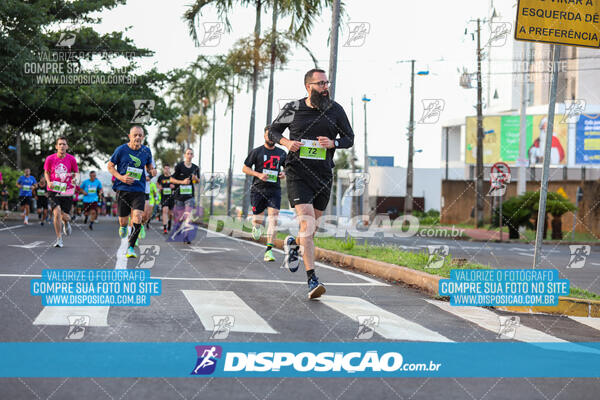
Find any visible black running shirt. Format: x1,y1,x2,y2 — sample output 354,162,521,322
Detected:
268,97,354,178
244,145,287,192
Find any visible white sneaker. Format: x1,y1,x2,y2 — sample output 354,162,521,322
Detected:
53,237,63,248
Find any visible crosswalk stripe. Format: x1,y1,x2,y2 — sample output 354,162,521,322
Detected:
569,316,600,331
32,236,128,327
426,299,564,342
182,290,278,334
319,295,452,342
32,306,109,327
427,300,600,354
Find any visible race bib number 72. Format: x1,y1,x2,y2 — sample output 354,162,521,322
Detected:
299,139,326,160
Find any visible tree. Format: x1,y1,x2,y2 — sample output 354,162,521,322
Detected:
184,0,334,216
0,1,176,173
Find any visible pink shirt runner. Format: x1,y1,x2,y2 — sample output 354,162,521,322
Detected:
44,153,78,194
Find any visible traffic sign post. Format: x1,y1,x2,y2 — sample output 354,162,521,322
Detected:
489,162,511,242
515,0,599,267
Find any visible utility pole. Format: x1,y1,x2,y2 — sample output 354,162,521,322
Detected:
210,98,216,216
227,82,235,216
16,132,21,170
517,42,529,195
404,60,415,215
325,0,341,218
475,18,484,228
362,95,370,223
350,97,357,217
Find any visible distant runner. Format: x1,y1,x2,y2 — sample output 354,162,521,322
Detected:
44,137,79,248
170,148,199,245
35,175,49,225
157,164,174,234
81,171,103,230
16,168,36,225
242,126,286,262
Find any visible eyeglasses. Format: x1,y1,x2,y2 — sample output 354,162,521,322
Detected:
308,80,330,87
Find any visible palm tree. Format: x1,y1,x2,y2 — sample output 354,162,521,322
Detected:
184,0,335,216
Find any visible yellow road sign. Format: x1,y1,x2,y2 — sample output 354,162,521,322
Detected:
515,0,600,48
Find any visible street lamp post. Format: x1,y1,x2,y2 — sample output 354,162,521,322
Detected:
362,95,371,223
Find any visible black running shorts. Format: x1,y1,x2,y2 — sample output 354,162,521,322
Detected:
116,190,146,217
286,173,332,211
48,193,73,214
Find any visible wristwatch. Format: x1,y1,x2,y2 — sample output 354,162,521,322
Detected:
334,140,339,148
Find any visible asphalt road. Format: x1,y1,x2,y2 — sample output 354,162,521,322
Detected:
1,217,600,399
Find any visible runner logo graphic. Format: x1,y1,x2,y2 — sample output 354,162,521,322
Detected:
497,316,520,339
566,245,590,269
191,345,222,375
137,245,160,269
354,315,379,339
488,172,511,197
65,315,89,340
487,22,511,47
426,245,449,269
203,173,226,197
561,99,586,123
131,100,155,123
418,99,445,124
199,22,225,47
344,22,370,47
344,173,370,197
211,316,234,339
275,100,300,124
56,32,76,48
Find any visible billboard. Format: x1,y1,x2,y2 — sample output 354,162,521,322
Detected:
576,114,600,164
465,115,567,165
368,156,394,167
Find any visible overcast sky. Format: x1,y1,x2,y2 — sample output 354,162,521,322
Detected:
93,0,502,173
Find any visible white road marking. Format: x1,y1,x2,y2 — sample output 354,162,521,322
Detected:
199,227,389,286
517,252,533,257
115,237,128,269
0,225,24,232
426,299,563,342
182,290,278,334
182,246,234,254
320,295,452,342
8,241,45,249
32,236,128,327
570,316,600,332
33,306,109,327
591,263,600,266
426,299,600,353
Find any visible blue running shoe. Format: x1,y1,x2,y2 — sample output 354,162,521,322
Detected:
119,226,127,239
126,246,137,258
283,235,300,272
308,274,326,299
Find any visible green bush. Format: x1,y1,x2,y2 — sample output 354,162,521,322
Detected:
0,166,25,205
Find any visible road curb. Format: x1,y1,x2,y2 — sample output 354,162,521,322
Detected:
202,224,599,318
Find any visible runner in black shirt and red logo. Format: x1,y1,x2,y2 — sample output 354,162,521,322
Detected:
170,148,200,244
243,126,287,262
269,68,354,299
157,163,175,234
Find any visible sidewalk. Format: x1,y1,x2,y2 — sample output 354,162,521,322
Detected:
462,228,506,241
